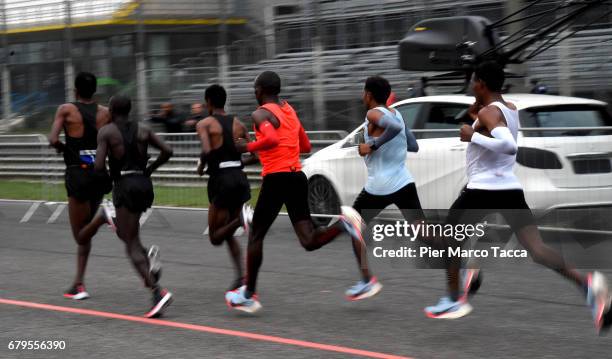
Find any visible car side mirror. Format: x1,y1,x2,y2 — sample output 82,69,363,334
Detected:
342,130,365,148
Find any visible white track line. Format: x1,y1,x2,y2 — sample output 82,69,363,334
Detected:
47,204,66,224
20,201,41,223
139,209,153,226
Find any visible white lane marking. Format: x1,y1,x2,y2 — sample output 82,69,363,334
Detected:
203,226,209,236
139,209,153,226
47,204,66,223
20,202,41,223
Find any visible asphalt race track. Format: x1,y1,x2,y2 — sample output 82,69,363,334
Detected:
1,200,611,358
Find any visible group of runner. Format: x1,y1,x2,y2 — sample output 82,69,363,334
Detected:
49,61,612,333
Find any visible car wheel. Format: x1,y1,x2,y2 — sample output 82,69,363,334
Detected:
308,176,341,226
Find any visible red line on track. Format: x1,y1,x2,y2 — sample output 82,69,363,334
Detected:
0,297,413,359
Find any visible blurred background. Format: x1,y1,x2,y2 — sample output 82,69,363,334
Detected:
0,0,610,133
0,0,612,209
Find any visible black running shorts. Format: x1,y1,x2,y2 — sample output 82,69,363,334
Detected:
252,171,311,235
207,169,251,209
112,174,154,213
352,182,425,224
65,166,111,202
446,188,535,232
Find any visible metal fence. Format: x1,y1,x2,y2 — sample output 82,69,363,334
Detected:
0,130,347,205
1,127,612,215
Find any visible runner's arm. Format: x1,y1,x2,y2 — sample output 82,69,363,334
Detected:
245,109,279,152
234,117,259,166
48,104,68,153
298,125,311,153
366,109,402,150
196,119,212,165
145,128,173,176
94,127,109,172
97,105,111,128
467,106,517,155
406,127,419,153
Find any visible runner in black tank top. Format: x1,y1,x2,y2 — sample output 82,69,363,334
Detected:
48,72,111,300
108,120,154,214
196,85,254,291
76,95,174,318
205,114,250,210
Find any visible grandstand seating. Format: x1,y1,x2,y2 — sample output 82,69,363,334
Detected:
169,26,612,120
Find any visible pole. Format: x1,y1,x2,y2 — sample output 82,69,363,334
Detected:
218,0,230,111
263,1,275,58
503,0,527,92
558,5,572,96
135,0,148,120
1,0,11,121
312,1,325,130
64,0,74,102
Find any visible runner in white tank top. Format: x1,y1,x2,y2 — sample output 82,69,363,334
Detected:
466,101,522,190
425,61,611,332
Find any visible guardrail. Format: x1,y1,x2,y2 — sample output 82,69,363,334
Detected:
2,126,612,218
4,126,612,185
0,131,348,190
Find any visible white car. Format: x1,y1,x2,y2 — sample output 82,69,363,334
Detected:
303,94,612,227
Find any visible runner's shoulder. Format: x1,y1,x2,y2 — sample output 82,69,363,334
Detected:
232,116,249,137
366,108,385,121
96,123,115,141
97,104,110,115
96,105,111,125
196,115,219,130
98,122,117,134
252,108,278,127
478,105,505,126
252,107,270,119
58,102,77,114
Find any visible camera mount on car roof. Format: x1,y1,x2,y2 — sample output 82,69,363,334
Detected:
398,0,610,90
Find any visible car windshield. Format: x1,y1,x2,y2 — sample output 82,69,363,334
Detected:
520,105,612,137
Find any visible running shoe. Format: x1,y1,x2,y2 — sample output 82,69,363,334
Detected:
240,203,254,237
339,206,365,246
101,199,117,232
63,284,90,300
147,245,162,284
225,285,262,314
424,296,473,319
586,271,611,333
144,287,173,318
345,276,383,301
459,268,482,302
